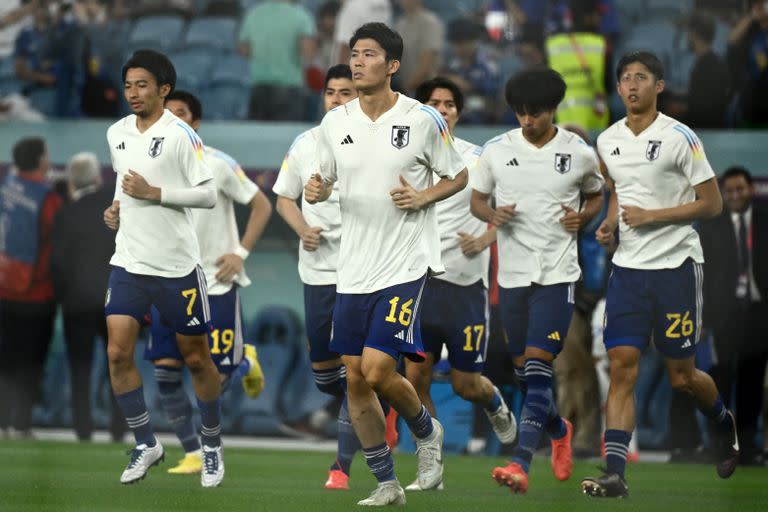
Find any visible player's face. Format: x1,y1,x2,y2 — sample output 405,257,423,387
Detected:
723,175,754,214
124,67,170,118
617,62,664,115
426,87,459,133
350,38,399,92
515,109,555,142
165,99,201,130
323,78,357,112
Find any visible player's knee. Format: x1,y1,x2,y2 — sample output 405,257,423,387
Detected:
608,358,639,389
183,353,209,375
451,376,479,401
363,366,393,393
107,343,131,369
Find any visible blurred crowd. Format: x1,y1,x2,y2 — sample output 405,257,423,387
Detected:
0,0,766,127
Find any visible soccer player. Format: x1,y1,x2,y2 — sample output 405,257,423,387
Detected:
275,63,386,491
102,49,223,487
404,76,517,493
142,89,270,475
304,23,468,506
470,68,605,494
581,51,738,498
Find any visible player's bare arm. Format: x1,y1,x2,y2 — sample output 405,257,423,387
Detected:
215,191,272,282
621,177,722,228
390,169,468,212
275,195,324,252
304,172,332,204
103,200,120,230
457,227,497,257
596,159,618,246
470,189,516,227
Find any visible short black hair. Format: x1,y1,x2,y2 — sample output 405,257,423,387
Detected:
504,68,566,114
165,90,202,121
324,64,352,89
12,137,46,172
414,76,465,114
687,13,716,45
722,166,753,185
349,22,403,62
122,49,176,92
615,50,664,81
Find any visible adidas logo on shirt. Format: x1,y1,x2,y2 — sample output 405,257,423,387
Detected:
186,317,201,327
547,331,561,341
610,147,620,156
115,142,126,150
506,158,519,166
340,134,354,145
394,330,405,341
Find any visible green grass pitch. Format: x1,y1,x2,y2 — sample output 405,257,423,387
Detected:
1,440,766,511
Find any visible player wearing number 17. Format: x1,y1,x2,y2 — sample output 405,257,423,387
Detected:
304,22,468,506
470,68,605,494
581,51,738,499
102,50,224,487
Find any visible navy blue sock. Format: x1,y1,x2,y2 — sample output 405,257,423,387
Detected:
485,387,502,412
514,365,528,395
330,396,361,475
196,397,221,448
511,359,557,473
605,429,632,478
155,365,200,453
379,397,391,417
362,443,395,483
701,395,734,433
115,386,155,447
232,357,251,380
313,366,347,397
404,405,434,439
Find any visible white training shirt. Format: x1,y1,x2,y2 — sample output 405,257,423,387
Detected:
434,136,488,287
597,113,716,270
107,109,212,277
194,146,259,295
273,126,341,286
472,127,604,288
316,95,467,294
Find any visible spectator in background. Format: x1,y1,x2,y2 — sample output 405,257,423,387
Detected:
545,0,609,131
442,19,500,125
72,0,108,25
0,137,63,440
51,152,126,442
112,0,194,20
332,0,392,65
728,0,768,127
699,167,768,466
515,23,546,70
394,0,444,93
313,1,341,74
14,1,58,91
0,0,36,59
668,13,730,128
239,0,316,121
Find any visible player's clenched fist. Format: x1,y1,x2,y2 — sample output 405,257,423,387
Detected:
491,204,516,227
304,173,331,204
122,170,160,200
301,226,323,251
559,204,582,232
104,200,120,230
595,219,616,247
390,175,427,211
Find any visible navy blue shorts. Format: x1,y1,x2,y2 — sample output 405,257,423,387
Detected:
304,284,339,363
498,282,575,358
144,286,244,374
421,278,488,373
604,259,703,359
330,275,427,361
105,265,210,335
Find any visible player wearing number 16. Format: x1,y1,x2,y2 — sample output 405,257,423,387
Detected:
102,50,224,487
304,22,468,506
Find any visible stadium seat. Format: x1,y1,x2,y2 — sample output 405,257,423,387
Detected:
616,0,646,24
183,16,238,53
422,0,484,24
128,15,186,52
201,82,249,119
168,50,215,91
0,77,24,95
27,88,58,117
210,54,250,86
646,0,693,20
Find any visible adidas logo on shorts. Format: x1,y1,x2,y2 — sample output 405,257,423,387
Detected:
187,317,201,327
394,330,405,341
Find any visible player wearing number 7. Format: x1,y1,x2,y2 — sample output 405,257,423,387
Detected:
142,90,271,477
304,23,468,506
470,68,605,494
580,51,738,499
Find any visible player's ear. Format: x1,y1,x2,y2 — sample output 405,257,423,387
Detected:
387,58,400,77
655,79,665,94
158,83,172,98
191,119,201,131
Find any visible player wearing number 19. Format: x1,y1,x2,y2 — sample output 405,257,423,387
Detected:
470,68,605,494
142,89,271,476
103,50,223,487
581,51,738,499
304,23,468,506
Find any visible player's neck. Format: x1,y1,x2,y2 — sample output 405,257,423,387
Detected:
135,107,165,134
358,88,398,122
625,109,659,136
523,125,557,148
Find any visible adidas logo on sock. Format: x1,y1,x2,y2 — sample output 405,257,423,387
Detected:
115,141,125,150
394,330,405,341
506,158,519,166
187,317,201,327
547,331,561,341
610,147,620,156
341,134,354,145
